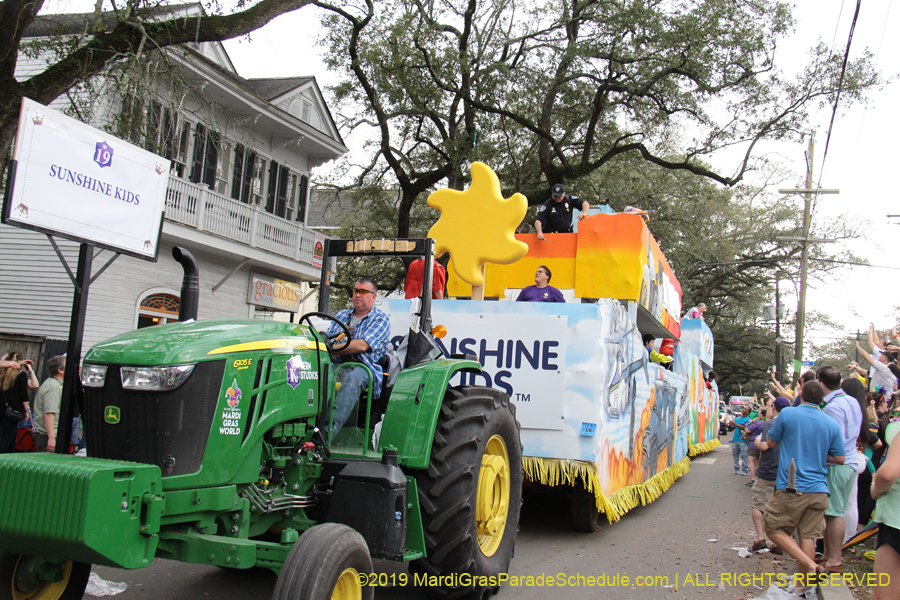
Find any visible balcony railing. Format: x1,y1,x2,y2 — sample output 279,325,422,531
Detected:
165,177,317,264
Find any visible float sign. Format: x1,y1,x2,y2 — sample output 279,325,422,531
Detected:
3,97,169,261
248,272,301,313
386,305,566,430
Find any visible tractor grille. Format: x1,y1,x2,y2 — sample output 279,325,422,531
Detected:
83,360,225,476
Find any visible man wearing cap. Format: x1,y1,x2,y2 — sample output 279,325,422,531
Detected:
535,183,590,241
855,341,898,396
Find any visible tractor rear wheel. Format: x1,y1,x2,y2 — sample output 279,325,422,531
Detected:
272,523,373,600
411,385,523,599
0,552,91,600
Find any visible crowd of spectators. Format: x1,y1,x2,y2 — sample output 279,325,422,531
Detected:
730,325,900,599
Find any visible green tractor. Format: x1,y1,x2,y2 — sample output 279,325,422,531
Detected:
0,239,522,600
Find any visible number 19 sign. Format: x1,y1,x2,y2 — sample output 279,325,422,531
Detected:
2,97,170,261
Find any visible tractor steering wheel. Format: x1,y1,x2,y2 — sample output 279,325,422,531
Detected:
299,312,352,353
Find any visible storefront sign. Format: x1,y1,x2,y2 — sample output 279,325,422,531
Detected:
248,273,301,312
312,232,325,269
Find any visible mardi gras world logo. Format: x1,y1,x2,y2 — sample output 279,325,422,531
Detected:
225,379,242,408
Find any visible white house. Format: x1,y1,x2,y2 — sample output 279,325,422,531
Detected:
0,4,347,367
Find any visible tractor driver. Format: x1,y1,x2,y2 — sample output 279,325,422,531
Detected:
535,183,590,241
326,277,391,437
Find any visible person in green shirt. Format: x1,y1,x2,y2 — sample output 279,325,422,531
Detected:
33,355,65,453
871,418,900,600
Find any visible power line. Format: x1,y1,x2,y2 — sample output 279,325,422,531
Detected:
817,0,862,191
852,0,893,152
695,256,900,271
809,258,900,271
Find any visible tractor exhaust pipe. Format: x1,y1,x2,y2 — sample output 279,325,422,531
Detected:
172,246,199,322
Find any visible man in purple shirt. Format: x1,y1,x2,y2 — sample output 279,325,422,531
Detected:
516,265,565,303
817,365,863,573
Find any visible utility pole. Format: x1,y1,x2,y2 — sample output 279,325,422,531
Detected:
777,137,839,386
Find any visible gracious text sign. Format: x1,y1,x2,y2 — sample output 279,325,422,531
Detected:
3,98,169,260
248,273,301,312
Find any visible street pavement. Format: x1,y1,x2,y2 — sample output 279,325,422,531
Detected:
92,436,822,600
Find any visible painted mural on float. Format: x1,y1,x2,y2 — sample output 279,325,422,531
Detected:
381,298,717,498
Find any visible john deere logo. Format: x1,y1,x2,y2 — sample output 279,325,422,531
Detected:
104,406,121,424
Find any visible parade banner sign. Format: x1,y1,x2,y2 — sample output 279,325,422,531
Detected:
384,300,567,430
3,98,169,261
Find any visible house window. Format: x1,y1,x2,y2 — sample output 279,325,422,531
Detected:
285,172,298,220
190,124,219,188
137,293,180,328
215,140,232,196
231,144,261,204
266,162,293,218
121,99,189,178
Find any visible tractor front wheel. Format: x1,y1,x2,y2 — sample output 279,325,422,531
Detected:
272,523,373,600
0,552,91,600
412,385,523,599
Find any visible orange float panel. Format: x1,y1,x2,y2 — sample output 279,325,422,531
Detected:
574,214,645,300
507,234,577,290
444,212,682,332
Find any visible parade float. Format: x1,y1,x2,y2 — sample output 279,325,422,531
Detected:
381,162,719,530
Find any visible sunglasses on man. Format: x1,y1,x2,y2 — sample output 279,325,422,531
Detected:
351,288,375,297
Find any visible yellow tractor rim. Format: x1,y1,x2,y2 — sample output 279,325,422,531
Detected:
331,567,362,600
11,557,73,600
476,434,511,557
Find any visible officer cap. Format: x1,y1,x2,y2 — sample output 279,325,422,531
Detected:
551,183,566,197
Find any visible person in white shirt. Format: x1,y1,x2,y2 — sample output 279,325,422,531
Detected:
684,303,706,320
856,342,898,396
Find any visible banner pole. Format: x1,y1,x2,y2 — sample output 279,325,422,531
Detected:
54,242,93,454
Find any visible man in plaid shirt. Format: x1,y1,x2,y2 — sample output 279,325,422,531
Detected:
326,277,391,436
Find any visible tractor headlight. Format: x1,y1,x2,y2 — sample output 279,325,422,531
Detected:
81,364,108,388
121,364,196,391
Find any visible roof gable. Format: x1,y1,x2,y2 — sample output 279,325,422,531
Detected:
248,77,342,143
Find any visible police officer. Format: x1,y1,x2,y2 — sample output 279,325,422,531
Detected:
535,183,590,241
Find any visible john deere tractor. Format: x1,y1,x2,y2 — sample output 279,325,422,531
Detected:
0,239,522,600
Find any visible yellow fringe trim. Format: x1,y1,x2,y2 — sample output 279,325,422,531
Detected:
688,437,722,457
522,455,692,523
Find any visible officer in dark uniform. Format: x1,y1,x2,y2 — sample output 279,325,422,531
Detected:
535,183,590,240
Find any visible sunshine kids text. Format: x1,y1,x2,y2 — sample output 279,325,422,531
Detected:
48,165,140,205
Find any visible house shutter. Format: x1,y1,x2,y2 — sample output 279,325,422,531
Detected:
265,160,278,214
189,124,206,184
296,175,309,223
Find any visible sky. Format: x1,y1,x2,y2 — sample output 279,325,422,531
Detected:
221,0,900,357
41,0,900,357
